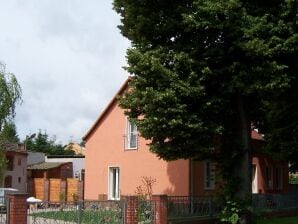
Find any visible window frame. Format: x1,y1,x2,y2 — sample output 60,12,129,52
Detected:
265,166,273,189
275,166,283,190
6,155,14,171
4,175,12,188
204,160,215,190
125,117,138,150
108,166,120,200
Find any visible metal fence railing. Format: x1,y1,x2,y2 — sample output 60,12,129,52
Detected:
14,194,298,224
138,200,156,224
167,194,298,220
167,196,221,219
27,199,156,224
28,200,126,224
252,194,298,211
0,204,6,224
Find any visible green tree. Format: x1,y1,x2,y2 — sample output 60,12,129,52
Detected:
263,76,298,172
0,121,20,143
113,1,296,223
25,130,75,155
0,62,22,184
0,63,22,130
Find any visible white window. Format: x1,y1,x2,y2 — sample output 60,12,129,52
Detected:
275,167,283,190
125,118,138,150
108,167,120,200
265,166,273,189
252,164,258,194
204,161,215,190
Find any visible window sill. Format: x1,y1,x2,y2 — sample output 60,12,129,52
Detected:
124,148,137,151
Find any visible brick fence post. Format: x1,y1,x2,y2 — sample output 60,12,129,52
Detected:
6,192,28,224
153,195,168,224
125,196,138,224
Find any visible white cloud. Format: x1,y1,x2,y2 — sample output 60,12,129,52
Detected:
0,0,130,144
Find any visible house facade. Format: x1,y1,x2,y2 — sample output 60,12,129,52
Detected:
3,143,28,192
83,80,289,200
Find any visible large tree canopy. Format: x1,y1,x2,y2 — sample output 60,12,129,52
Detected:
114,0,297,204
114,0,296,158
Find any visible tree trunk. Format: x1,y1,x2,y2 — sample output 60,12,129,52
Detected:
236,95,252,224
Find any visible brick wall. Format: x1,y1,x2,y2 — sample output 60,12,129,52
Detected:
153,195,168,224
6,193,28,224
125,196,138,224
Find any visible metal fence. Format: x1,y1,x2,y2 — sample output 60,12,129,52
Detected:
167,196,221,220
138,200,156,224
0,196,6,224
27,199,156,224
0,205,6,224
28,200,126,224
167,194,298,220
252,194,298,211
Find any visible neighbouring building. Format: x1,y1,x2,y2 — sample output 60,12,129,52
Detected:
83,79,289,200
45,155,85,181
27,153,84,202
64,142,85,155
1,142,28,192
27,162,73,180
27,151,45,166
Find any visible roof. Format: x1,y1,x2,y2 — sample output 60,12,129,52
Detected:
83,78,130,141
82,78,265,143
251,130,264,141
0,141,27,154
46,155,85,159
64,142,85,155
27,162,68,170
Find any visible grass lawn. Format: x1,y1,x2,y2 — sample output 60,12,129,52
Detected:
256,216,298,224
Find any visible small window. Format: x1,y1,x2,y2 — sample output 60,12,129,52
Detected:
4,176,12,188
204,161,215,190
18,177,21,183
18,158,22,166
125,118,138,150
265,166,273,189
275,167,283,190
108,167,120,200
6,156,14,171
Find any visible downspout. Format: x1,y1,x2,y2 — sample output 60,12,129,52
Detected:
189,159,194,196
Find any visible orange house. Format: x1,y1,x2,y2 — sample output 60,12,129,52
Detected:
83,80,289,200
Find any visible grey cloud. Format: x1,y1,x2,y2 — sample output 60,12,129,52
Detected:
1,0,130,144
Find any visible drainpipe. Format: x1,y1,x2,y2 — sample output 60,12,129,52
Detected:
189,159,194,196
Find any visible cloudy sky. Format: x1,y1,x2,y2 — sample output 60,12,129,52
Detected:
0,0,130,145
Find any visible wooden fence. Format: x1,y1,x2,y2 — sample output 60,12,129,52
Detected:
28,178,84,202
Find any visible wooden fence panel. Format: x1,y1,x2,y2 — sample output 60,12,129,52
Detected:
33,178,45,201
67,178,79,202
49,179,61,202
30,178,83,202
